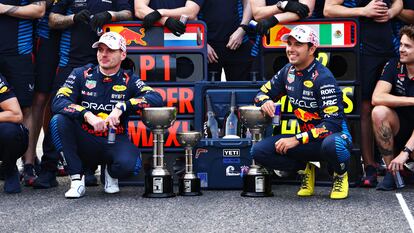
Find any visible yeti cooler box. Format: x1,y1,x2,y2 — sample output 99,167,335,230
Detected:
194,139,252,189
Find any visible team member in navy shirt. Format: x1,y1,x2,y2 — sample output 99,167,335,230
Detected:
0,74,29,193
199,0,255,81
34,0,133,188
324,0,403,188
372,25,414,190
50,32,163,198
0,0,45,184
253,25,352,199
135,0,203,36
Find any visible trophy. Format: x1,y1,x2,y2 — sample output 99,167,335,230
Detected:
238,106,273,197
141,107,177,198
177,131,202,196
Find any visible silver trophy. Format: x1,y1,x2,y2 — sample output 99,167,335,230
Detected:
177,131,202,196
239,106,274,197
141,107,177,198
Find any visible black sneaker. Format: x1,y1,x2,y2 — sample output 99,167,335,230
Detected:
376,172,396,191
361,165,378,187
4,165,21,194
22,164,37,186
85,169,98,187
33,170,58,189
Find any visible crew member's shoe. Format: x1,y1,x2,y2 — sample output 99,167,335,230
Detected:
297,163,315,197
33,170,58,189
376,172,396,191
4,165,21,194
65,174,85,198
22,164,37,186
330,172,349,199
104,167,119,194
56,161,67,177
84,168,98,186
361,165,378,187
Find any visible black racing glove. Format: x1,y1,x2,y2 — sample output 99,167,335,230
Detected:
73,9,91,25
90,11,112,31
283,1,310,19
256,16,279,36
143,10,162,29
164,17,186,36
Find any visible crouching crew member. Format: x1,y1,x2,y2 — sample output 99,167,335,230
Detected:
50,32,163,198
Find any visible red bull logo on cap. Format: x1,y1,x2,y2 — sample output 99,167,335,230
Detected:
118,28,147,46
294,108,320,122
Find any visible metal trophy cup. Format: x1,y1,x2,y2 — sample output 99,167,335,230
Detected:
239,106,274,197
177,131,202,196
142,107,177,198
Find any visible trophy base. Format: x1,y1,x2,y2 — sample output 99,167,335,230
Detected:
178,178,202,196
240,174,274,197
143,175,175,198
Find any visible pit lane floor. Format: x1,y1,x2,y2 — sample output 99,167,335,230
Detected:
0,179,413,233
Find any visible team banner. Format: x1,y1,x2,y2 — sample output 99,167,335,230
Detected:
263,21,357,48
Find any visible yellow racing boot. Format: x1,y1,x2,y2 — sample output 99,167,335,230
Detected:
297,163,315,197
330,172,349,200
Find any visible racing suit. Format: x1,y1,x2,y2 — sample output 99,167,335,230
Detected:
252,59,352,174
50,64,163,178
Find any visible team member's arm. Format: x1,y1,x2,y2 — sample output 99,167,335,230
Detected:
255,66,287,116
227,0,252,50
372,60,414,107
389,130,414,173
134,0,153,19
157,0,203,20
0,0,45,19
90,0,132,31
0,76,23,123
254,0,313,35
251,0,313,21
295,76,344,145
49,0,78,29
51,69,87,120
324,0,390,18
396,0,414,23
374,0,403,23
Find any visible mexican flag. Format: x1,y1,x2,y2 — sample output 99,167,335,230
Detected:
319,23,352,46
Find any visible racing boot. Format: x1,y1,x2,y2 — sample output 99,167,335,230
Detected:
297,163,315,197
330,172,349,199
65,174,85,199
104,166,119,194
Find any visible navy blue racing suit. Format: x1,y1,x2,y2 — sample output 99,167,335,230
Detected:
50,64,163,178
252,59,352,174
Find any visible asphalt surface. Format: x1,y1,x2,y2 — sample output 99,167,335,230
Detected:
0,178,413,233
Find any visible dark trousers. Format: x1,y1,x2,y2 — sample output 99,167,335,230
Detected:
252,133,352,175
0,123,28,173
49,114,142,178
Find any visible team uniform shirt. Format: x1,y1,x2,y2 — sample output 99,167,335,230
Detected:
199,0,240,44
255,59,348,144
380,58,414,116
149,0,203,9
51,0,131,67
51,64,163,136
349,0,395,57
0,74,17,103
0,0,44,55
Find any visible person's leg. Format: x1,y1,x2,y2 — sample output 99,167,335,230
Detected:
359,55,391,187
372,106,407,191
319,132,353,199
0,123,28,193
100,134,141,194
222,42,253,82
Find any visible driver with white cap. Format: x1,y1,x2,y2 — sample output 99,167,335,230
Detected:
50,31,163,198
